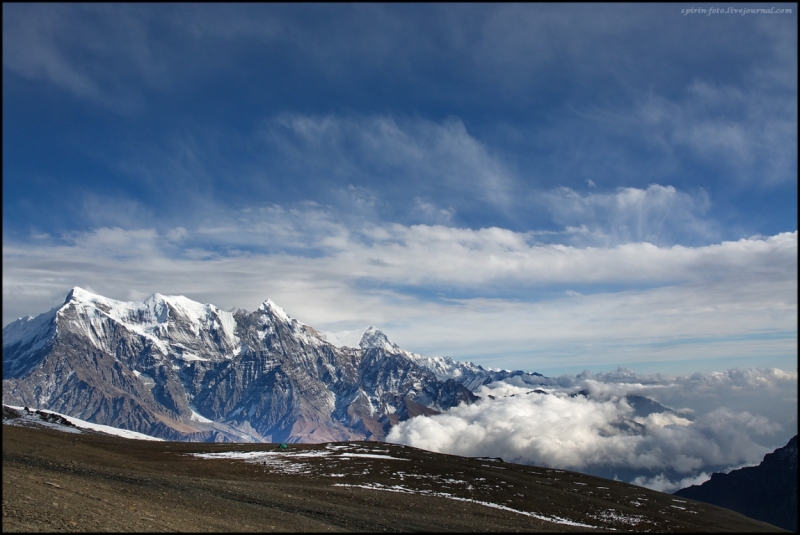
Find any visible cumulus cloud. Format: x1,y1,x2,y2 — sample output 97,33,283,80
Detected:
631,472,711,494
579,368,799,431
387,367,797,491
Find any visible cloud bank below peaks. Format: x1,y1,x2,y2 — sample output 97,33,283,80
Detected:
386,367,797,493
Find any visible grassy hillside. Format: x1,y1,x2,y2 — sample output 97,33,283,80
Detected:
2,418,787,532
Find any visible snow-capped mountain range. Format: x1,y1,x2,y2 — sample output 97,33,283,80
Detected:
2,287,545,443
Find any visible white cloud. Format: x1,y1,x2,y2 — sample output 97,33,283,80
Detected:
2,204,796,373
266,113,516,212
631,472,711,494
584,368,799,432
539,184,715,246
386,367,797,488
551,73,795,192
634,80,797,186
411,198,455,225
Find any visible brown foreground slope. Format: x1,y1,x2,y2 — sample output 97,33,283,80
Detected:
2,421,786,532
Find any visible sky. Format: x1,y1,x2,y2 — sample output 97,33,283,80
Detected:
2,3,797,378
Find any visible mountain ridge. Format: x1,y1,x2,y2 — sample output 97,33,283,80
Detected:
3,287,517,443
2,287,689,455
673,435,798,532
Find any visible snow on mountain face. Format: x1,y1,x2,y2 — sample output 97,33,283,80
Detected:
2,307,59,379
259,299,327,348
53,287,241,360
3,308,58,348
360,326,401,352
260,298,291,323
2,288,478,443
3,404,163,441
358,326,544,391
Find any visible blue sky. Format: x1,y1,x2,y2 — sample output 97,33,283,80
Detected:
3,3,797,376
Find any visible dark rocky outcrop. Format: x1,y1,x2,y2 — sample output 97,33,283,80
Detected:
674,435,798,532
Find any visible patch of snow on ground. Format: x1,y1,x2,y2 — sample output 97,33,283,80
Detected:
339,453,409,461
190,449,409,464
188,406,214,423
4,405,162,441
191,451,316,475
185,445,661,530
589,509,650,526
332,483,600,529
5,411,82,435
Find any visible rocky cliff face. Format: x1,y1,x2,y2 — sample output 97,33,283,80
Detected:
673,435,798,532
3,288,479,443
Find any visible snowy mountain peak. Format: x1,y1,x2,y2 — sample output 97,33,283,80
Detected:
359,326,401,352
3,287,546,444
259,298,292,323
64,286,101,304
2,307,58,354
143,293,220,321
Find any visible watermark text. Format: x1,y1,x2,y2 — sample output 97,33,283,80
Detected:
681,6,792,16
